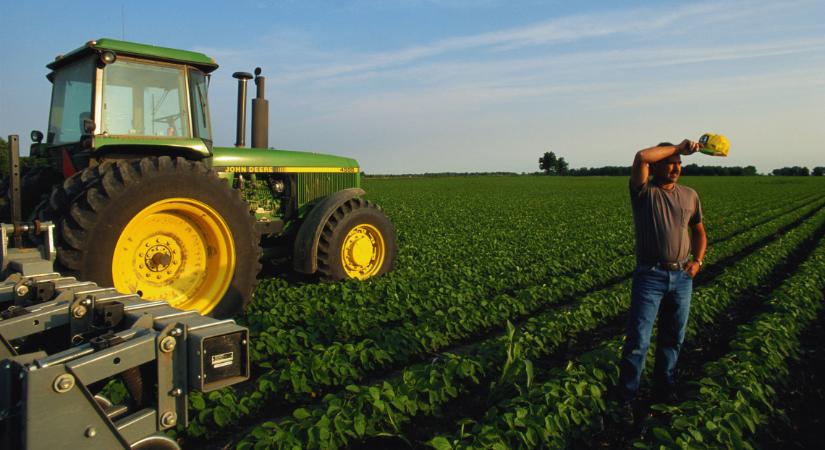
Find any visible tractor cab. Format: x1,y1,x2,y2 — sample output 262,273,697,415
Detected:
40,39,217,169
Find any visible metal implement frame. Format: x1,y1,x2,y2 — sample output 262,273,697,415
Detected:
0,270,249,450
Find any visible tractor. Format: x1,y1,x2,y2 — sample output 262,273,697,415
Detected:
3,38,397,318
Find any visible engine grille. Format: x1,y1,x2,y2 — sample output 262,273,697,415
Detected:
297,172,360,207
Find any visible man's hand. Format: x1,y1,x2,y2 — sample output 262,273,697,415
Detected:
684,261,701,278
678,139,700,156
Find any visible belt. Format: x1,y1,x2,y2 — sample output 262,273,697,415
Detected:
639,260,688,271
656,261,687,271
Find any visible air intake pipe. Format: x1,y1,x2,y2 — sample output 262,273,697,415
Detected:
251,67,269,149
232,71,253,147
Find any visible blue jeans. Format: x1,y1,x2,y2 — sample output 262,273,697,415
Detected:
618,264,693,402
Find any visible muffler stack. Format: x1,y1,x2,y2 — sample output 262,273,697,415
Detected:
233,67,269,149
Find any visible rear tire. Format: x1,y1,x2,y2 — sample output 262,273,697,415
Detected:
58,156,261,318
316,197,397,281
36,162,116,222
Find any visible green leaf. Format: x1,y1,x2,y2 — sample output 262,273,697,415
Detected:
428,436,453,450
524,359,534,387
213,406,229,427
292,408,311,420
190,394,206,410
672,417,690,429
354,414,366,437
590,385,601,399
652,427,673,443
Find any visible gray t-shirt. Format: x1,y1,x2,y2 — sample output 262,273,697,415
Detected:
629,181,702,264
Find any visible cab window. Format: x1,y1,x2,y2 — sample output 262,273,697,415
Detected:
47,56,94,144
101,59,191,138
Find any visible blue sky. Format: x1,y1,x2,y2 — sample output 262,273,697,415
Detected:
1,0,823,173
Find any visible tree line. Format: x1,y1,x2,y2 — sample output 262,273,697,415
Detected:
539,151,824,176
771,166,824,176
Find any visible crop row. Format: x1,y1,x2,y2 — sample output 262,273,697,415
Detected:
226,199,825,447
186,195,824,439
424,205,825,449
636,235,825,448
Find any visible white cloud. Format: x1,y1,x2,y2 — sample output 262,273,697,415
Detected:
250,0,802,85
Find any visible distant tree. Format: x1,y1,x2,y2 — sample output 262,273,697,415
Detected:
556,157,569,176
566,164,761,176
538,151,571,176
569,166,632,176
813,167,825,176
539,151,557,175
680,164,761,176
772,166,810,176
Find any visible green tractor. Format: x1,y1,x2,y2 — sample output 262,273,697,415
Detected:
5,38,397,318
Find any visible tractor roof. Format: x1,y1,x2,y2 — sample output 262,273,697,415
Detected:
47,38,219,73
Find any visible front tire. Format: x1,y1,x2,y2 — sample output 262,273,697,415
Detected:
316,197,397,281
58,156,261,318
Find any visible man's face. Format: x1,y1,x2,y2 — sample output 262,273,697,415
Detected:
652,154,682,184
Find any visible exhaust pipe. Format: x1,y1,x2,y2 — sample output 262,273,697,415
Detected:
251,67,269,149
232,71,253,147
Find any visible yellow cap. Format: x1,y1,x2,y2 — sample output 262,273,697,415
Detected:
699,133,730,156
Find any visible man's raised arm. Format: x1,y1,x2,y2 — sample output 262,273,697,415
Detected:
630,140,699,189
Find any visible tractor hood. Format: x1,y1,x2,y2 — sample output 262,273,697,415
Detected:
211,146,360,173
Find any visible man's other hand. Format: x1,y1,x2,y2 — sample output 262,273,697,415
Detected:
678,139,700,156
684,261,701,278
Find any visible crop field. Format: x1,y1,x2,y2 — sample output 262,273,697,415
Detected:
179,175,825,449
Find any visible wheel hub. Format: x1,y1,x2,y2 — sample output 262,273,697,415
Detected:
341,224,385,279
140,238,180,276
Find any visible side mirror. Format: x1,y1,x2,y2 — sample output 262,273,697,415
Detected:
83,118,96,135
30,130,44,143
81,119,97,150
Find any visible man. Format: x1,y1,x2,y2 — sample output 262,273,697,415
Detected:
617,139,707,423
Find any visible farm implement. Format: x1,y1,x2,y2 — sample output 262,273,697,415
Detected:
2,38,397,318
0,217,250,449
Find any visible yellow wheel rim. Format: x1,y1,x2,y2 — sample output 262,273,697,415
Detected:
341,224,385,280
112,198,234,314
